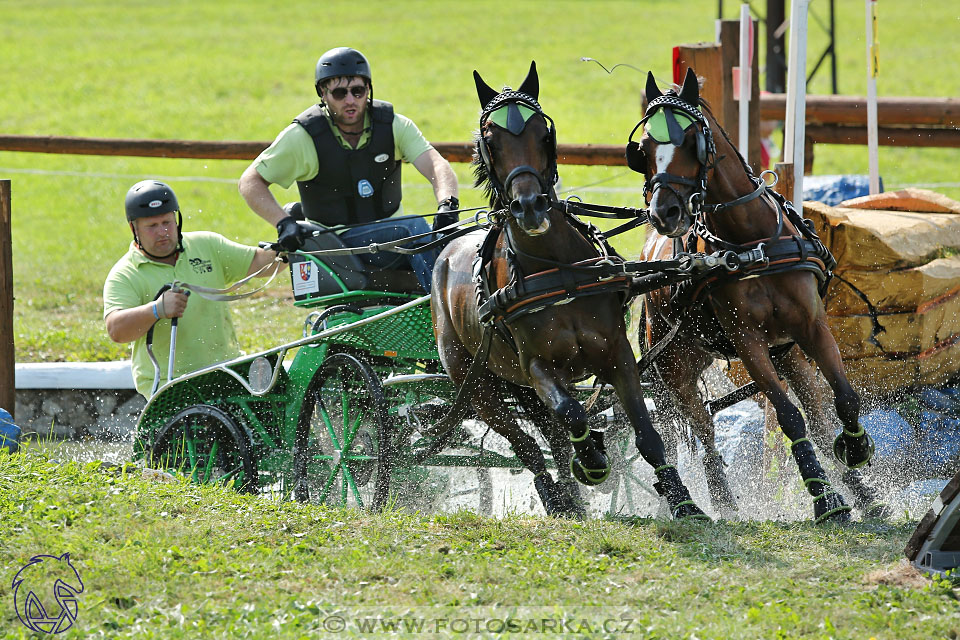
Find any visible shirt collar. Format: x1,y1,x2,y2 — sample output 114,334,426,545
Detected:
322,105,372,149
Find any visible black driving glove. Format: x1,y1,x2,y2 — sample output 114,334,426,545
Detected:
433,196,460,232
276,216,308,252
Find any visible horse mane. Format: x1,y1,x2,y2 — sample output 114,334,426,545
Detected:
471,127,499,208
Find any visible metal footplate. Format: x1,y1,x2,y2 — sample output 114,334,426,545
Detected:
905,470,960,577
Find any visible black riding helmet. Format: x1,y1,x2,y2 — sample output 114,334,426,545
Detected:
314,47,372,98
124,180,183,257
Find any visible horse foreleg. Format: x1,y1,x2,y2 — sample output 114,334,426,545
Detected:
797,320,875,470
654,342,737,516
784,341,886,517
609,341,708,520
527,358,610,488
509,383,583,516
733,337,851,524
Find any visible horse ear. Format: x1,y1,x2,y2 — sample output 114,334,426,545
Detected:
474,70,498,109
679,67,699,105
645,71,663,103
518,61,539,100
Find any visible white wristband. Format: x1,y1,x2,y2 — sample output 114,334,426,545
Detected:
152,302,160,319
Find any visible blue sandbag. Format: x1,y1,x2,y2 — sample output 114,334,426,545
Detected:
918,428,960,472
860,409,914,459
0,408,20,454
802,175,883,207
940,387,960,400
917,387,960,415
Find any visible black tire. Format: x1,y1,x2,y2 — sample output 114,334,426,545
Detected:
294,353,394,510
150,404,256,492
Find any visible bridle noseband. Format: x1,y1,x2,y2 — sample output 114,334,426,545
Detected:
477,90,558,216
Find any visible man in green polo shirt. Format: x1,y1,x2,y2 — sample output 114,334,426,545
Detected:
238,46,459,292
104,180,282,397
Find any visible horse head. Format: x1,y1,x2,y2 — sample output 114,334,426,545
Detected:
626,67,714,237
473,61,558,236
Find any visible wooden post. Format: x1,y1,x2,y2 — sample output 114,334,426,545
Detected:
0,180,13,418
718,19,761,174
773,162,795,202
672,43,724,114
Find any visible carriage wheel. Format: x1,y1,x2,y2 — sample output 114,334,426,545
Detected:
295,353,394,510
150,404,256,492
601,410,659,517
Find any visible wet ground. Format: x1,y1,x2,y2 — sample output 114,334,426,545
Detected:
25,400,946,523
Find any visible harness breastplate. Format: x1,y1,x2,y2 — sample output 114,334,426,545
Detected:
294,100,402,226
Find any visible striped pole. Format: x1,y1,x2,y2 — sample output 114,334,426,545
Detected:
783,0,810,206
866,0,881,194
738,3,753,157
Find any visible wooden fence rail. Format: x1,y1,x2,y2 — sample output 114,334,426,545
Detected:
1,95,957,167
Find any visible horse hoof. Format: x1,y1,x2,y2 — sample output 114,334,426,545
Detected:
833,428,875,469
570,457,610,486
862,501,893,521
672,500,711,521
813,490,852,525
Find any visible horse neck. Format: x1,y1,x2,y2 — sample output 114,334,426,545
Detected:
703,117,781,243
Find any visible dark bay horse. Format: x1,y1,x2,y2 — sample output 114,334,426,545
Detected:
431,62,707,519
626,68,878,523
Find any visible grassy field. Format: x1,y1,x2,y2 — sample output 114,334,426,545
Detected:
0,451,957,639
2,0,959,362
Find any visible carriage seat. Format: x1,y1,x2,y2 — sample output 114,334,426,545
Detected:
284,204,423,297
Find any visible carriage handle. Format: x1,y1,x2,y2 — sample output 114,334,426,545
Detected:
146,283,190,397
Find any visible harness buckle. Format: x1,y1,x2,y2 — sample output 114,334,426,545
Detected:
738,243,769,269
721,250,739,272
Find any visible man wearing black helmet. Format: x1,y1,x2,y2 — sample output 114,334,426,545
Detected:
104,180,282,397
238,47,459,292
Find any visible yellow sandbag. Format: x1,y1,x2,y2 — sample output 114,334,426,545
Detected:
804,201,960,270
824,256,960,315
839,188,960,213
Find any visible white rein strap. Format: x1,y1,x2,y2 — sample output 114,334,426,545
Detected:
171,258,284,302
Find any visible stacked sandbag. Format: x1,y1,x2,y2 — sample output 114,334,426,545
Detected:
804,189,960,394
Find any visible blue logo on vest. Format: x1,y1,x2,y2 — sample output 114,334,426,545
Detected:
357,179,374,198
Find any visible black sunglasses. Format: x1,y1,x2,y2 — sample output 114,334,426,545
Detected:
326,85,368,101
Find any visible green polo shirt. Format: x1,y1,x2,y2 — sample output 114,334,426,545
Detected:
103,231,256,397
252,106,433,218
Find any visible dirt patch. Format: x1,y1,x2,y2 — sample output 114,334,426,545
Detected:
862,559,930,589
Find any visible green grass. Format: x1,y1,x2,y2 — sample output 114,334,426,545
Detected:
2,0,960,362
1,451,957,638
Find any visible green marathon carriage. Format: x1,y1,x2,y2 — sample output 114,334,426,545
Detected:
132,226,658,515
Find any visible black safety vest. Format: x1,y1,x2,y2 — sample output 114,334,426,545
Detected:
293,100,402,226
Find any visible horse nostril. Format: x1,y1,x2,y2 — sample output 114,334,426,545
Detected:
665,203,682,221
510,199,524,217
534,194,549,215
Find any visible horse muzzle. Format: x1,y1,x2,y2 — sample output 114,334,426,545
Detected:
510,192,551,235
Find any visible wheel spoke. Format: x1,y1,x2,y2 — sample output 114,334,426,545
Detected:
342,464,363,508
202,439,220,483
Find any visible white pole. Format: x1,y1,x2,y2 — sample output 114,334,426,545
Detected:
866,0,881,194
738,4,752,158
783,0,810,206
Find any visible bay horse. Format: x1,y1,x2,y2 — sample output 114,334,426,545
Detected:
626,68,878,524
431,61,707,519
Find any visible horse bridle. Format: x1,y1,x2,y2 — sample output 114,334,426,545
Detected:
477,90,558,216
627,94,716,223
